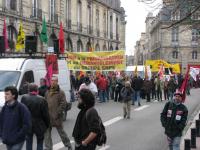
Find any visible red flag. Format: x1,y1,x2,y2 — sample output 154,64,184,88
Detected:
59,22,65,54
3,17,8,51
45,64,53,87
158,64,164,79
179,69,189,102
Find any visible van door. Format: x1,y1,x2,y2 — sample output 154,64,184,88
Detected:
19,70,34,95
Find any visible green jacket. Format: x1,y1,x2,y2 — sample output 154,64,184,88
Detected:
160,101,188,138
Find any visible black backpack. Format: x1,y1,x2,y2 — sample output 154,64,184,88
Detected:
86,108,107,146
96,118,107,146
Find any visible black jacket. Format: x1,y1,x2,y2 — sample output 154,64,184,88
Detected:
21,94,50,136
160,101,188,138
131,77,143,91
73,107,101,145
120,87,134,102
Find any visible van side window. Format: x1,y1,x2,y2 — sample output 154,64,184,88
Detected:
19,71,34,95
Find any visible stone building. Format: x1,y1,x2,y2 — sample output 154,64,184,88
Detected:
135,0,200,73
0,0,126,52
134,32,146,65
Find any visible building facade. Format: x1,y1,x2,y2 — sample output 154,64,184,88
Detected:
135,0,200,73
0,0,126,52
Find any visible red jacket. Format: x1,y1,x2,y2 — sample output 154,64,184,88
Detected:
96,77,107,90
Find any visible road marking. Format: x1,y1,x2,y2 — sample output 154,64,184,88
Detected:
0,142,2,146
53,140,74,150
134,105,150,111
98,145,110,150
103,116,123,127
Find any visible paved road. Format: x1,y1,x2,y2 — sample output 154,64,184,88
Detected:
0,89,200,150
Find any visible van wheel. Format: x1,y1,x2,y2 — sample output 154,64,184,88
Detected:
63,111,67,121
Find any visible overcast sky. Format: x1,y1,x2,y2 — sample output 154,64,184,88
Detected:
120,0,162,56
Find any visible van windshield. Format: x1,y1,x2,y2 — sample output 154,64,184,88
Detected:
0,71,20,91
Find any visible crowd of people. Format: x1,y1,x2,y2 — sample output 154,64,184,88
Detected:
0,70,199,150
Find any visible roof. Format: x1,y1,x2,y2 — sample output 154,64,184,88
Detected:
0,58,26,71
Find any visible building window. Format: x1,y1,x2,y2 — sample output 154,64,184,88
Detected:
49,0,55,22
6,0,17,11
192,9,200,20
96,9,100,36
95,44,100,51
103,11,106,38
77,0,82,25
66,0,71,20
172,51,178,59
171,10,180,20
110,15,113,39
116,17,119,40
192,29,199,42
87,3,92,34
77,39,83,52
192,51,197,59
172,27,179,42
66,0,71,29
8,25,17,51
66,38,73,52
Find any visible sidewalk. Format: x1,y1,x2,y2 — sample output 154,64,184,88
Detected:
180,89,200,150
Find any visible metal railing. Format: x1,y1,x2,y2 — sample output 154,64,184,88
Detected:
31,7,42,21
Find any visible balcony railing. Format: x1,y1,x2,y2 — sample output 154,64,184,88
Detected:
66,19,71,30
49,14,58,24
77,22,82,32
31,7,42,21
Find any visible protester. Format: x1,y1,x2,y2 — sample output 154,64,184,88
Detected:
120,81,134,119
160,91,188,150
79,77,98,95
21,83,50,150
0,86,31,150
38,78,48,97
44,76,72,150
72,89,101,150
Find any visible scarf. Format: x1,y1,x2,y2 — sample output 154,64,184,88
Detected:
49,85,59,96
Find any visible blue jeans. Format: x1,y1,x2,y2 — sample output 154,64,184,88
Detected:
6,141,24,150
133,90,141,105
168,136,181,150
26,133,44,150
99,90,106,102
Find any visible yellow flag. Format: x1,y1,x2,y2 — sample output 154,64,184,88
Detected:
16,21,25,52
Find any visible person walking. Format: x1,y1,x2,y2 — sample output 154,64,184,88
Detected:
44,76,72,150
21,83,50,150
0,86,31,150
160,92,188,150
120,81,134,119
72,89,101,150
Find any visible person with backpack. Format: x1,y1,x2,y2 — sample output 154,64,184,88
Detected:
21,83,50,150
160,91,188,150
73,89,106,150
120,81,134,119
0,86,31,150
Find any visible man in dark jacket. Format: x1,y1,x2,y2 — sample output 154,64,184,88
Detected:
131,76,143,106
160,92,188,150
73,89,101,150
0,86,31,150
21,83,50,150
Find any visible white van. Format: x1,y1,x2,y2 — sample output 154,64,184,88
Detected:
0,58,71,114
